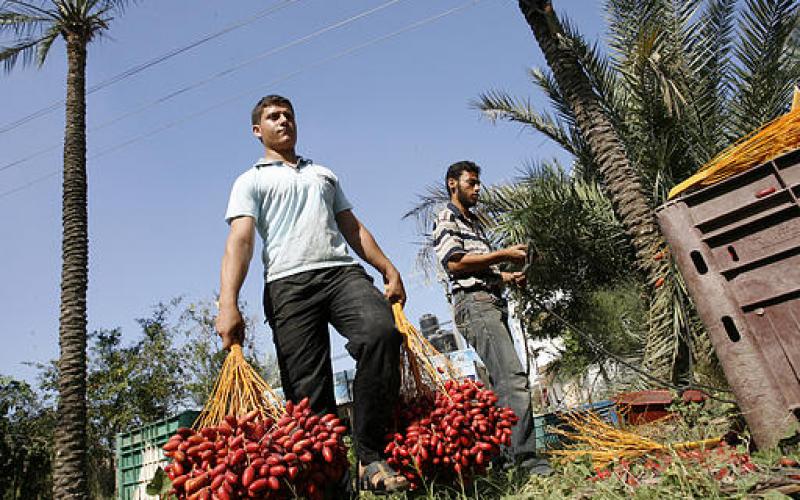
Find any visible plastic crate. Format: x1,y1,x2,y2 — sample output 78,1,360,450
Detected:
534,399,619,451
656,147,800,448
615,389,673,425
115,410,199,500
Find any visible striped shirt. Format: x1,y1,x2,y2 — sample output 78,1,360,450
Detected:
433,203,503,295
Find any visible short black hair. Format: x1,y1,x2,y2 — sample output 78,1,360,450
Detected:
445,160,481,192
251,95,294,125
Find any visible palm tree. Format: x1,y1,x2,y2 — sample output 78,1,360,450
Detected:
1,1,137,495
515,0,665,271
511,0,694,388
507,0,799,382
408,0,797,445
469,0,797,445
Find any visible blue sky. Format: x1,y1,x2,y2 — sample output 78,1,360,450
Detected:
0,0,607,383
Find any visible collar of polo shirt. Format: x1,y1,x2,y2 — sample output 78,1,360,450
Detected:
255,156,312,168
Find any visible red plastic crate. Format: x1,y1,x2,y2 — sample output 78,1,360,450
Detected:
656,148,800,447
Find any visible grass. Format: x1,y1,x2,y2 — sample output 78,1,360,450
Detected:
358,447,800,499
359,398,800,499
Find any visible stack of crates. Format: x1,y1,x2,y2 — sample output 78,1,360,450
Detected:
115,410,199,500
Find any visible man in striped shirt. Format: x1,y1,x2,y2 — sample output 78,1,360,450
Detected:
433,160,541,469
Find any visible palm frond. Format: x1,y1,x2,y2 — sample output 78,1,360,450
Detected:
36,23,59,65
527,67,575,127
557,17,629,130
683,0,738,163
624,26,689,119
605,0,652,66
0,35,45,72
97,0,139,15
662,0,704,55
0,11,50,36
3,0,57,21
729,0,800,138
480,161,635,295
1,0,139,71
401,183,448,235
473,89,581,156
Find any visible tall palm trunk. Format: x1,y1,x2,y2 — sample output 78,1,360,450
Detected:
53,32,89,498
518,0,662,278
517,0,684,382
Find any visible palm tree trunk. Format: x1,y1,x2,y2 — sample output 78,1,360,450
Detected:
53,32,89,499
517,0,662,276
516,0,684,383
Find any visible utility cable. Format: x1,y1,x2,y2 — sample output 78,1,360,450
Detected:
521,286,738,405
0,0,300,135
517,242,734,396
0,0,407,174
0,0,485,200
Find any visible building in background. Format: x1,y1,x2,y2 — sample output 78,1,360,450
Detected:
419,313,462,353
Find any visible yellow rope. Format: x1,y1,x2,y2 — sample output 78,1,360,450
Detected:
669,87,800,199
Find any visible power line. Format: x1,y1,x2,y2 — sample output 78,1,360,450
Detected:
0,0,485,200
524,292,737,403
0,0,300,135
0,0,407,175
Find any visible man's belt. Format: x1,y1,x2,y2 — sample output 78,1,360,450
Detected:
452,284,503,298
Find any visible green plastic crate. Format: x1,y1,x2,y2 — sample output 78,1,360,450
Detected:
115,410,199,500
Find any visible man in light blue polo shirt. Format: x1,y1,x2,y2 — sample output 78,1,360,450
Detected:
215,95,408,495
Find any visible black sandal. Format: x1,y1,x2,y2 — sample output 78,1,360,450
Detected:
359,460,409,495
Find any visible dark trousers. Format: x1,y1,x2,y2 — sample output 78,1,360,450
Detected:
263,264,402,463
453,290,537,458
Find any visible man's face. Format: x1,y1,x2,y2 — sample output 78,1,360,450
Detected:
452,171,481,208
253,104,297,151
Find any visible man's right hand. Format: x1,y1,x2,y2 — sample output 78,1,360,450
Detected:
215,305,245,350
502,243,528,264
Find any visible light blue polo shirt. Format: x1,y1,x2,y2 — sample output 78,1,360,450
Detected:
225,157,357,282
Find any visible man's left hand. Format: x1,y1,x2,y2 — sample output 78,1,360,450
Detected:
502,271,526,288
383,265,406,305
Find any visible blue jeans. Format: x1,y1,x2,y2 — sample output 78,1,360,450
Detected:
454,290,537,458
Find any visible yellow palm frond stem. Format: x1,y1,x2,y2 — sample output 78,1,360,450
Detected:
193,344,284,429
548,410,721,467
392,303,465,399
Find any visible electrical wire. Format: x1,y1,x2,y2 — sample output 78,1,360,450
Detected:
0,0,485,200
0,0,301,135
521,284,738,405
515,242,735,399
0,0,407,174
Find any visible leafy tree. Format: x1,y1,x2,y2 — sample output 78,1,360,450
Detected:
28,296,278,497
177,297,281,407
0,376,56,499
1,1,138,494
